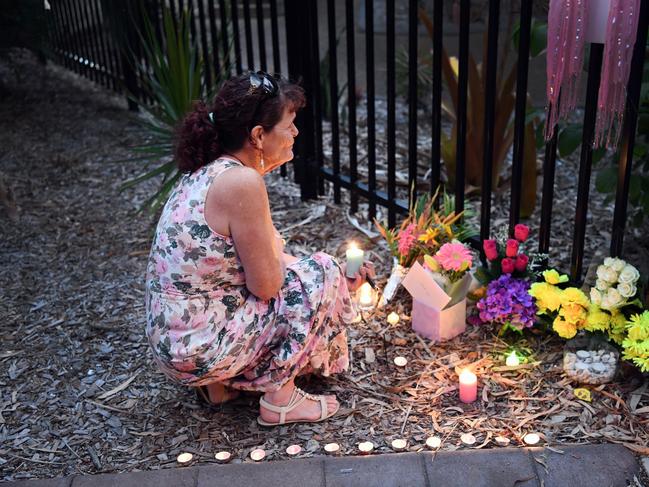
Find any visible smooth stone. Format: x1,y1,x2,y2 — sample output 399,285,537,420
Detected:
576,350,590,359
592,363,607,372
575,363,588,370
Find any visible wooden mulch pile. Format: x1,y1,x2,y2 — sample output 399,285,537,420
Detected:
0,52,647,482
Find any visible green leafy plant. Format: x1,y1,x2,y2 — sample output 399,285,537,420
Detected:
121,7,228,214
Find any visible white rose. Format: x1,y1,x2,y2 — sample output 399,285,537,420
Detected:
590,288,602,305
596,265,614,283
602,288,624,310
595,279,610,291
618,264,640,284
604,257,625,272
603,267,619,283
600,295,612,311
617,282,637,299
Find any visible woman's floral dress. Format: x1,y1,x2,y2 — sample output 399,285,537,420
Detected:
145,157,356,392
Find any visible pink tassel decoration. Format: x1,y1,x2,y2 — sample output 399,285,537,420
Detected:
594,0,641,148
545,0,589,141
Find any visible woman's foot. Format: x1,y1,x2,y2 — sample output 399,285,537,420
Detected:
203,383,240,404
259,385,339,424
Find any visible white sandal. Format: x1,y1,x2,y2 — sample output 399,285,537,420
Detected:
257,387,339,426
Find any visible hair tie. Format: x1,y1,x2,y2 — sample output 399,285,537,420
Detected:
208,112,215,125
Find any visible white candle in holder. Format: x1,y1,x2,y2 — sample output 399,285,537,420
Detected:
346,242,364,278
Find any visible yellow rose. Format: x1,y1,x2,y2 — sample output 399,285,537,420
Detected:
561,287,590,308
553,316,577,339
529,282,562,312
543,269,569,285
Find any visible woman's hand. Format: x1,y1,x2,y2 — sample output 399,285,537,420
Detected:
344,261,376,293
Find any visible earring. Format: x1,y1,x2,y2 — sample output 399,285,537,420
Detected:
259,149,265,171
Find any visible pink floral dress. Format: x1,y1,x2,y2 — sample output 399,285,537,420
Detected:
145,157,356,392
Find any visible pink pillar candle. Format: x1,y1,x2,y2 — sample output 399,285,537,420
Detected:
459,369,477,403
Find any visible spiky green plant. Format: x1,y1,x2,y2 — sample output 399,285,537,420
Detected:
121,7,212,214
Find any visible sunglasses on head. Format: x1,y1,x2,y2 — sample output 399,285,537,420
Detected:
248,71,279,97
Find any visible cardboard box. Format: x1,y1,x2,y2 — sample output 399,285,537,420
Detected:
401,262,471,342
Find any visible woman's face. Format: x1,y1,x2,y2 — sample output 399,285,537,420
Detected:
260,107,298,172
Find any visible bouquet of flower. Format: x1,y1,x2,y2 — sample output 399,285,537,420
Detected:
475,224,543,283
589,257,640,311
423,241,474,303
473,274,538,334
529,269,591,339
374,188,475,268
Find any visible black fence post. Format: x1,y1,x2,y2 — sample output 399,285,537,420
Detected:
106,0,141,111
285,0,318,199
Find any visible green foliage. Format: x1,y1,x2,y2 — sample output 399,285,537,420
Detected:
121,6,228,215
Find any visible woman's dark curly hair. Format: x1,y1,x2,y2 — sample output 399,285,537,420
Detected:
174,73,306,173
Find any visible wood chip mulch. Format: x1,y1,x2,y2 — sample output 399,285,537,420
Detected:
0,52,647,482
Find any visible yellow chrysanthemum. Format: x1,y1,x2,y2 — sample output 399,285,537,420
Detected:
584,305,610,333
620,312,649,372
553,316,577,339
543,269,569,285
561,287,590,308
529,282,562,312
609,311,628,345
559,303,587,326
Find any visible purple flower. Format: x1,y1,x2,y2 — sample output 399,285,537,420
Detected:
475,275,537,330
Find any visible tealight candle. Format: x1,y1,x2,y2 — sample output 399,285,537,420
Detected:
285,445,302,456
459,369,477,403
425,436,441,449
494,436,510,447
176,452,193,464
460,433,476,446
358,282,374,309
250,449,266,461
387,312,400,325
393,356,408,367
358,441,374,454
523,433,540,445
324,442,340,454
214,451,231,463
346,242,364,278
505,351,520,367
391,439,407,451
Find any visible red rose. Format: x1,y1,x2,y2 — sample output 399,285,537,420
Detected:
514,224,530,242
501,258,515,274
514,254,529,272
505,239,519,257
483,239,498,261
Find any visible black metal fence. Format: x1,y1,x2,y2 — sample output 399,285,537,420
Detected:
45,0,649,282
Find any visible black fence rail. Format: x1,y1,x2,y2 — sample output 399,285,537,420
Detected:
46,0,649,282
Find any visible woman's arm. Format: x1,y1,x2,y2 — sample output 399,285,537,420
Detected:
208,167,285,300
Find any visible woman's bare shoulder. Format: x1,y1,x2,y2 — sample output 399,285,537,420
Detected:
208,166,267,210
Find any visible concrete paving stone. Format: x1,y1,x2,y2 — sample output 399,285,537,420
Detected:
324,452,427,487
423,448,538,487
641,456,649,478
529,444,639,487
197,458,324,487
6,478,72,487
70,467,197,487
